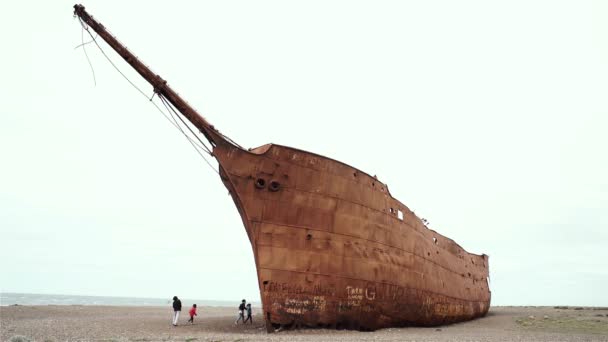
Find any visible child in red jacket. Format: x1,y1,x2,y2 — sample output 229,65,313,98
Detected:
187,304,197,324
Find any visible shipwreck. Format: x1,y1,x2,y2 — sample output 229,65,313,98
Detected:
73,4,491,332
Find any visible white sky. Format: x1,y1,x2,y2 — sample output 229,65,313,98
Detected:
1,0,606,306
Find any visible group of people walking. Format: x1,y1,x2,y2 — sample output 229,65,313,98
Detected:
171,296,197,326
171,296,253,326
235,299,253,324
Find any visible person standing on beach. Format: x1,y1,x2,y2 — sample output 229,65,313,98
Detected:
243,303,253,324
172,296,182,326
234,299,246,324
187,304,197,324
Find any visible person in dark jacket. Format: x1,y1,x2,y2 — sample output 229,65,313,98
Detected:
243,303,253,324
172,296,182,326
234,299,246,324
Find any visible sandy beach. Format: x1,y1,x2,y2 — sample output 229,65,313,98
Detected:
2,305,607,341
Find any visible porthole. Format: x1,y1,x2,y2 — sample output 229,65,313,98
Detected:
255,178,266,189
269,180,281,192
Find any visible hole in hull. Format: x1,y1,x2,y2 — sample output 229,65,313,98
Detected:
269,180,281,192
255,178,266,189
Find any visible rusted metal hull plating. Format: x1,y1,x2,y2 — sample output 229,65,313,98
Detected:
72,4,490,332
214,143,491,331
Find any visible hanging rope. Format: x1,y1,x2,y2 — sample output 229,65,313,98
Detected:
76,18,219,175
78,23,96,86
159,96,213,155
74,31,98,49
159,96,220,175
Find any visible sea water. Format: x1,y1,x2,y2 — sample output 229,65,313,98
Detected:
1,292,239,307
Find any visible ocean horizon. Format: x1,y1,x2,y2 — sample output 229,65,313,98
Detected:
0,292,257,307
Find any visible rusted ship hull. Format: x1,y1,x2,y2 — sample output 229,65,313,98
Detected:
72,4,491,332
214,142,491,331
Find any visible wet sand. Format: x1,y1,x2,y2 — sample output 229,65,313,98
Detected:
2,306,607,341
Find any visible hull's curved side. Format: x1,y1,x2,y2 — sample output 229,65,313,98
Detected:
70,6,489,330
213,143,490,331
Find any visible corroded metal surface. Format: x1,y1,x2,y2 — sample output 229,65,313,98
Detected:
73,4,491,332
214,144,490,331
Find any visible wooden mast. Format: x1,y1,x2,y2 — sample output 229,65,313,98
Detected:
73,4,226,147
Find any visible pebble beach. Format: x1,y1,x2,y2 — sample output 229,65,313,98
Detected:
2,305,607,341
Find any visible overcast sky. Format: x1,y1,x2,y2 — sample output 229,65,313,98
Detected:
1,0,606,306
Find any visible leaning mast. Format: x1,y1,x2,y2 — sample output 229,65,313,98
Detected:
73,4,223,147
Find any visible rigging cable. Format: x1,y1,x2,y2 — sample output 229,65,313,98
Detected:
160,95,213,155
77,18,219,175
158,93,212,155
74,31,98,49
79,24,96,86
160,96,219,174
77,18,213,157
77,18,242,152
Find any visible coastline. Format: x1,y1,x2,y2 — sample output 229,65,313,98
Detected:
0,292,258,308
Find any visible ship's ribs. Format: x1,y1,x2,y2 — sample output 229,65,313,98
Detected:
214,143,491,331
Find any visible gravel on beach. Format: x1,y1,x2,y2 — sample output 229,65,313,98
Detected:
2,305,607,341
